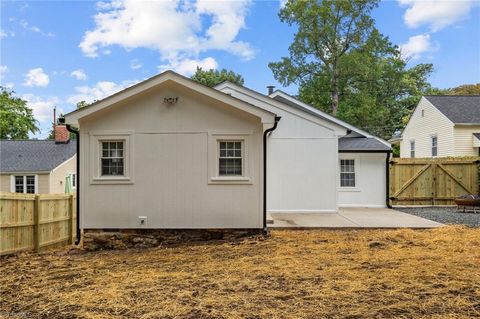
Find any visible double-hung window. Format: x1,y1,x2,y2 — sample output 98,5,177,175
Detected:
13,175,36,194
219,141,242,176
410,141,415,158
340,159,355,187
431,136,438,157
101,141,124,176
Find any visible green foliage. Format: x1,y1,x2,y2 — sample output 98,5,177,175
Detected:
76,100,90,109
191,67,244,87
450,83,480,95
0,86,39,139
269,0,435,140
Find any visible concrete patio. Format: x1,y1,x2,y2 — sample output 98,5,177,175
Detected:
267,207,443,228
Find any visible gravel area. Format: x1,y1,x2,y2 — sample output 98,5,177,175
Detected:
397,207,480,227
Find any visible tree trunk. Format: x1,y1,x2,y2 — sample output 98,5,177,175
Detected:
331,71,339,116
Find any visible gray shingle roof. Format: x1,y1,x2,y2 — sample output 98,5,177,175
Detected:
0,140,76,173
424,95,480,124
474,133,480,140
339,137,391,152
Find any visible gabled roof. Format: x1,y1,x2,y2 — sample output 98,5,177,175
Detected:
339,137,391,152
0,140,76,173
424,95,480,124
64,71,276,126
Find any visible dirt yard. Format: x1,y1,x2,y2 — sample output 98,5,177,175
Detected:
1,226,479,319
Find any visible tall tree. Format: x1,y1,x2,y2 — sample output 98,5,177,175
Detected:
269,0,435,139
270,0,379,115
450,83,480,95
0,87,39,139
191,67,244,87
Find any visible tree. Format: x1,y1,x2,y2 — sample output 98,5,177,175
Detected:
191,67,244,87
450,83,480,95
47,101,89,140
0,87,39,139
269,0,380,115
269,0,435,139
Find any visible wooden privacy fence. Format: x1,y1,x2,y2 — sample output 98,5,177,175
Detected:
0,192,76,256
389,157,480,206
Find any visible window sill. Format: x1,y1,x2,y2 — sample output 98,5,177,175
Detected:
209,176,252,185
91,176,134,185
338,187,360,192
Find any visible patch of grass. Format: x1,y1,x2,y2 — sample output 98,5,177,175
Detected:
1,226,480,318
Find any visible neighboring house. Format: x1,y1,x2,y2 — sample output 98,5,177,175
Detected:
393,96,480,158
64,71,390,231
0,125,77,194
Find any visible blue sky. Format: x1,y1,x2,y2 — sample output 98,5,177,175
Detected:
1,0,479,138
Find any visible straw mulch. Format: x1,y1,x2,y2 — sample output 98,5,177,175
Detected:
1,226,479,319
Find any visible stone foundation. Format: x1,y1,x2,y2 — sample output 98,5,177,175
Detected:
82,229,268,251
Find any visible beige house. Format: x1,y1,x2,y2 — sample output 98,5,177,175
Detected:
393,96,480,158
0,126,77,194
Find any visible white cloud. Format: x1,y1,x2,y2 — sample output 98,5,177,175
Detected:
0,65,8,80
19,20,55,37
22,94,60,123
70,69,87,81
400,34,433,59
80,0,254,75
0,28,15,38
129,59,142,70
158,57,218,76
399,0,474,31
24,68,50,87
67,79,139,105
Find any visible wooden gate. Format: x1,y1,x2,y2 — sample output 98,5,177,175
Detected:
389,158,480,206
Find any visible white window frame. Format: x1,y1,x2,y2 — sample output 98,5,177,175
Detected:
10,175,38,194
89,132,134,184
410,140,415,158
339,159,357,189
218,140,244,177
208,133,252,184
431,135,438,157
68,172,77,189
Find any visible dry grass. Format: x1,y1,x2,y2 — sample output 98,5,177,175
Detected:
1,226,480,319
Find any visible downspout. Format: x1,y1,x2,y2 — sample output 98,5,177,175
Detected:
386,151,392,209
66,124,81,245
263,116,281,230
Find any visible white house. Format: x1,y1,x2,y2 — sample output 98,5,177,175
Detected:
64,71,390,234
393,95,480,158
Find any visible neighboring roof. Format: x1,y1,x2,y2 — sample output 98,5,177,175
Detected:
64,70,276,126
339,137,391,152
424,95,480,124
474,133,480,140
0,140,76,173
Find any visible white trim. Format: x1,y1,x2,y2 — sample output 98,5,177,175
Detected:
338,204,386,208
430,134,438,157
268,209,338,214
89,131,134,184
215,83,345,134
10,174,38,194
64,71,276,126
208,133,253,185
339,158,358,190
51,154,76,174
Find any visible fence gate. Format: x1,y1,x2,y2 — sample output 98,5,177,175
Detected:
389,158,480,206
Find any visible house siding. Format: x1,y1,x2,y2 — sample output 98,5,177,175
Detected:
400,97,455,158
454,126,480,156
78,82,265,229
0,173,50,193
219,87,345,213
49,155,77,194
338,153,386,207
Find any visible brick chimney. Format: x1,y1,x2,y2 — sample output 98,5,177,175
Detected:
55,123,69,143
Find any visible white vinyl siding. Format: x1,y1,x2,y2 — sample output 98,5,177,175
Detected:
400,97,455,158
453,126,480,156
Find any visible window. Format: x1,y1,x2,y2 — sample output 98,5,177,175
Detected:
12,175,36,194
431,136,438,157
340,159,355,187
101,141,124,176
71,173,76,188
219,141,243,176
421,109,425,117
410,141,415,158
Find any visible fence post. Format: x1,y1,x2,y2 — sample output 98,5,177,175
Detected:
69,194,75,245
432,163,437,206
33,195,40,252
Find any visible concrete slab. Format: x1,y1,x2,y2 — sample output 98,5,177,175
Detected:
268,208,443,229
